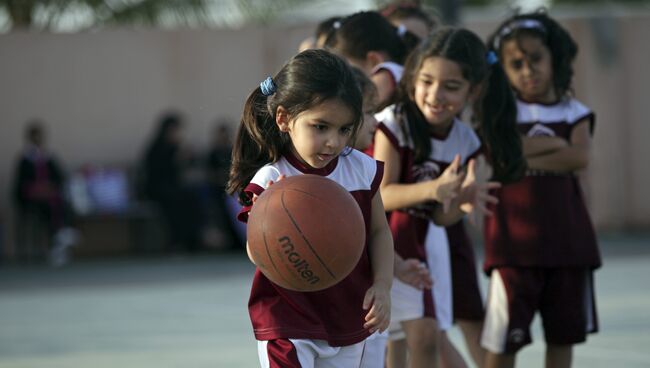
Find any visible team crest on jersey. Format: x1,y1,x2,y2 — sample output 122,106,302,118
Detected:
527,123,556,137
508,328,526,344
412,161,440,182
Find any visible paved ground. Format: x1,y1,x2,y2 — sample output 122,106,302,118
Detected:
0,233,649,368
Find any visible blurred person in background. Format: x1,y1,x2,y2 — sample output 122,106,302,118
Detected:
298,16,343,52
380,0,438,42
12,120,79,266
142,111,202,253
205,120,242,249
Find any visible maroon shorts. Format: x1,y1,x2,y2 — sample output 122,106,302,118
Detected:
450,241,484,321
481,267,598,353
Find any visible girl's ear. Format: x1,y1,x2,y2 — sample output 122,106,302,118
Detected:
468,82,485,103
366,51,388,68
275,105,291,132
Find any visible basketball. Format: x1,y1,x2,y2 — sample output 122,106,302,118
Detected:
247,174,366,292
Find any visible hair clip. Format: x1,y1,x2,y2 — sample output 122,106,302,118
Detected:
486,51,499,65
333,21,341,29
260,77,276,96
397,23,407,37
493,18,547,50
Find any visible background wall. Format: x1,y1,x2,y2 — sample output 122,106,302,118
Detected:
1,12,648,255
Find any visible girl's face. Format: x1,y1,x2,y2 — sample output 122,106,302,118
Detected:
414,57,471,133
354,96,379,151
277,98,357,169
500,34,556,103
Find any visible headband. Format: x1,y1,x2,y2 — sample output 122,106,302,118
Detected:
493,19,547,50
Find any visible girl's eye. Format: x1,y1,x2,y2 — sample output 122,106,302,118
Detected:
419,78,432,85
340,126,353,135
444,84,461,92
313,124,327,131
511,59,523,70
529,53,543,63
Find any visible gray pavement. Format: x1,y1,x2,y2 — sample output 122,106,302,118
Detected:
0,234,649,368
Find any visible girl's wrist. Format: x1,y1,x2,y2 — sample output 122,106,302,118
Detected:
373,278,392,290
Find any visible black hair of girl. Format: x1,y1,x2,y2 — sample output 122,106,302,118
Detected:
350,66,379,109
315,16,342,42
380,1,438,33
398,27,526,183
324,11,419,65
227,49,363,201
487,10,578,99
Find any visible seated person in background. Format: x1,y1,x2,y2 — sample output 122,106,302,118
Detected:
142,111,202,253
12,120,78,265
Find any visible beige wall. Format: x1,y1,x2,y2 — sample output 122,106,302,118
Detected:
1,13,649,252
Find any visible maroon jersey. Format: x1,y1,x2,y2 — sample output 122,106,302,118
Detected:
239,149,384,347
484,98,602,272
376,106,481,260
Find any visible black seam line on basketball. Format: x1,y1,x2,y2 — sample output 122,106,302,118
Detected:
262,194,303,291
281,191,337,280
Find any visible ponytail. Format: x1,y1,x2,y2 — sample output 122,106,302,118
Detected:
227,87,289,203
474,63,526,183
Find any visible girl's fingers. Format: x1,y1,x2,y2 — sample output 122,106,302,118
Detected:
483,182,502,190
479,193,499,205
362,289,375,310
449,154,461,173
466,158,476,178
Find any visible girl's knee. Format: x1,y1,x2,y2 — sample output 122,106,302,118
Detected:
405,323,438,352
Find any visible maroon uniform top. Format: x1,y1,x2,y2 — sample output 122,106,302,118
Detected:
375,106,481,317
483,98,602,273
238,149,384,347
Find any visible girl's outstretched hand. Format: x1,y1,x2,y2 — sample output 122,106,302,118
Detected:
458,159,500,225
395,258,433,290
362,281,391,333
435,154,464,213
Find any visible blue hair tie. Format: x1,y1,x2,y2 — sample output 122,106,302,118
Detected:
486,51,498,66
260,77,276,96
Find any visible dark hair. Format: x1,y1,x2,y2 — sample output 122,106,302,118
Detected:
152,111,182,144
315,16,342,47
398,27,526,183
25,119,45,143
380,1,438,35
350,66,378,110
324,11,418,65
227,49,363,200
487,10,578,98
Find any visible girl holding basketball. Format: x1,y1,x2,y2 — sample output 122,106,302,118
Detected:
481,12,601,368
227,49,394,368
373,27,526,368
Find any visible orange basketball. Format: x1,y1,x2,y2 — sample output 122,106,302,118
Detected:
247,174,366,292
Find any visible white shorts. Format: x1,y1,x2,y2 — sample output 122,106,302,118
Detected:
258,338,367,368
389,270,429,342
424,223,453,331
360,331,388,367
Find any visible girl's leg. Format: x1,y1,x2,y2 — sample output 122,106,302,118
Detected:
484,351,515,368
386,338,408,368
545,344,572,368
438,331,468,368
402,318,439,368
457,319,486,367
